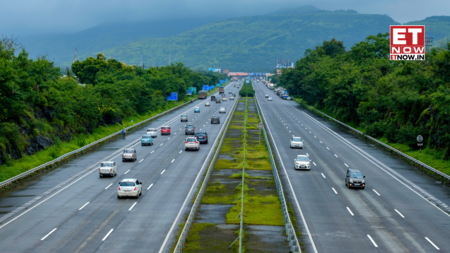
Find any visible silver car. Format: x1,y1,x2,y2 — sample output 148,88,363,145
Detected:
268,97,272,101
122,148,137,162
117,179,143,199
185,137,200,151
222,97,227,101
219,107,226,113
205,102,210,106
290,136,304,149
181,115,188,122
147,128,157,138
229,96,235,100
294,155,311,170
99,161,117,177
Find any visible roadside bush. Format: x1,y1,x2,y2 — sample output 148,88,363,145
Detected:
239,81,255,97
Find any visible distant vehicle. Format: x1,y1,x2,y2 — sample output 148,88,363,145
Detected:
219,86,225,94
219,107,226,113
198,90,207,99
211,116,220,124
161,126,171,135
117,179,142,199
222,97,227,101
211,95,216,101
147,128,157,138
290,136,303,149
294,155,310,170
265,94,269,98
99,161,117,177
185,125,195,135
122,148,137,162
287,97,292,100
195,131,208,144
229,91,232,94
345,169,366,189
141,134,154,146
185,137,200,151
234,83,236,87
205,102,210,106
194,107,200,113
216,99,221,104
181,115,188,122
268,97,273,101
229,96,235,100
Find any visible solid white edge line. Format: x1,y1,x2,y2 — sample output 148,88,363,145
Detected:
367,234,378,247
395,209,405,218
105,183,113,190
129,202,137,211
41,228,57,241
346,207,354,216
158,96,239,253
102,229,114,241
147,183,153,190
332,187,338,194
373,189,381,196
256,95,318,253
293,106,450,218
425,237,440,250
78,202,90,211
321,173,325,178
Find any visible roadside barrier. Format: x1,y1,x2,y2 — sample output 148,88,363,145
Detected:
0,98,199,189
254,97,301,253
296,101,450,186
173,95,240,253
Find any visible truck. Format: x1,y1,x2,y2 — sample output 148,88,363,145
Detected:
198,90,207,99
219,86,225,94
282,91,289,99
268,83,274,90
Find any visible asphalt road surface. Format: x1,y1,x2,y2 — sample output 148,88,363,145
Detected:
254,80,450,253
0,81,241,253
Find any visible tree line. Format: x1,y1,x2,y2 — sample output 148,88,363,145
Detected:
279,34,450,160
0,38,225,164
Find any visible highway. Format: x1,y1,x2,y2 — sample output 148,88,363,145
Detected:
0,82,241,253
254,80,450,253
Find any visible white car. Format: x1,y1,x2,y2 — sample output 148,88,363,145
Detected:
268,97,273,101
222,97,228,101
205,102,210,106
219,107,226,113
99,161,117,177
185,137,200,151
117,179,143,199
265,94,269,98
147,128,157,138
229,96,235,100
294,155,311,170
290,136,304,149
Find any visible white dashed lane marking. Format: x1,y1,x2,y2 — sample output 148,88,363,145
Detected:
332,188,338,194
373,189,380,196
41,228,57,241
161,170,165,175
102,229,114,241
79,202,90,211
105,183,113,190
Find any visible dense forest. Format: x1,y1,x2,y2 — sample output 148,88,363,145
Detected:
279,34,450,160
0,37,225,165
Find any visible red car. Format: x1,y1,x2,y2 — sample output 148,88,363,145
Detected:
161,126,171,135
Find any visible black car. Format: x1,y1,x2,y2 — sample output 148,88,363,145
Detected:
211,116,220,124
229,91,232,94
211,95,216,101
345,169,366,189
195,131,208,144
185,125,195,135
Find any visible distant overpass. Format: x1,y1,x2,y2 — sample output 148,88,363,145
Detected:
228,72,271,77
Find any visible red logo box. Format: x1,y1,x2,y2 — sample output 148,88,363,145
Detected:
390,25,425,61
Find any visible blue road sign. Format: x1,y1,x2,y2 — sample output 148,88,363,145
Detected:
187,90,192,95
220,80,224,84
167,92,178,101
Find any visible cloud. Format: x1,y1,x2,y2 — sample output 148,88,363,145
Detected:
1,0,448,36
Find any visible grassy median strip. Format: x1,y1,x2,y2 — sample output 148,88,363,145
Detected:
182,97,288,253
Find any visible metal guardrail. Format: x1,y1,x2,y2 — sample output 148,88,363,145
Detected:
254,96,301,253
297,102,450,185
0,83,232,190
173,95,240,253
0,98,200,189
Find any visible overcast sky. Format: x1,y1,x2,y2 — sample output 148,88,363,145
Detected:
1,0,449,37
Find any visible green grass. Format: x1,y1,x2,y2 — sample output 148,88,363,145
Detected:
182,223,216,252
0,96,198,183
226,195,284,226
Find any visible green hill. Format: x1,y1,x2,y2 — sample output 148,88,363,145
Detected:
74,6,399,72
404,16,450,49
